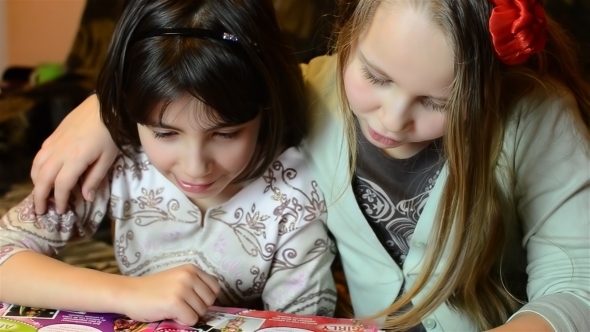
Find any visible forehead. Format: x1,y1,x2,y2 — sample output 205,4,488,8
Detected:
149,96,219,127
358,2,454,96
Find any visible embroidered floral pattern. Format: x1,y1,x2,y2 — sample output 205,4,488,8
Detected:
137,188,164,208
115,230,140,268
115,189,200,227
0,148,336,316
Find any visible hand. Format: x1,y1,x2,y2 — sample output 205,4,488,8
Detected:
119,264,221,326
31,95,118,214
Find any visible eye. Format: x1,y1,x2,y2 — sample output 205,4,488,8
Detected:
421,98,446,112
361,66,391,86
152,131,177,139
214,131,239,139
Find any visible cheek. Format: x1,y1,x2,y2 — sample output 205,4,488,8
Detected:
418,113,446,139
147,148,173,171
343,64,377,116
138,131,175,171
432,114,446,137
222,133,258,172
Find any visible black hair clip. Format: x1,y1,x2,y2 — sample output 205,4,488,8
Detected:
151,28,238,41
132,28,242,45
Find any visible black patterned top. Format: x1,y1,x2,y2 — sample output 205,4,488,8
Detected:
352,120,443,268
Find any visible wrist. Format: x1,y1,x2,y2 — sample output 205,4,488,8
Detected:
105,274,137,316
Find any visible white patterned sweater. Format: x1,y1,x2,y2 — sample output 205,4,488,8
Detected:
0,147,337,316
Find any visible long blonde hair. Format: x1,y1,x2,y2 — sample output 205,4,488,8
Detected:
334,0,590,330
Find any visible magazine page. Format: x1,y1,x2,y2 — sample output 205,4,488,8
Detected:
0,303,379,332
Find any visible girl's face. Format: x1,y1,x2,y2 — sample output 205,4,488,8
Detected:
138,97,260,210
343,3,454,159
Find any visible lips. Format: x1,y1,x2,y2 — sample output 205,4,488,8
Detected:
368,128,401,146
175,178,216,193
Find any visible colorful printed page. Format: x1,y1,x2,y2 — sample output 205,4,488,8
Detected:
0,303,380,332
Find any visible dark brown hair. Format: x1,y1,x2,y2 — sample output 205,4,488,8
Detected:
97,0,306,182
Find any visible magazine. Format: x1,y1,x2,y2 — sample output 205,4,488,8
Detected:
0,303,379,332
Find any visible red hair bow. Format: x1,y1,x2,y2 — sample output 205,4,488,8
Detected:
489,0,547,65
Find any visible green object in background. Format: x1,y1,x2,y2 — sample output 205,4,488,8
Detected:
34,63,64,84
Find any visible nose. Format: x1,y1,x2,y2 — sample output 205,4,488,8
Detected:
181,145,212,179
379,93,413,134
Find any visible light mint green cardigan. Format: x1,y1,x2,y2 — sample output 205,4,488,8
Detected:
299,55,590,331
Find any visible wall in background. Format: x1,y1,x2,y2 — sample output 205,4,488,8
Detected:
0,1,7,74
1,0,85,74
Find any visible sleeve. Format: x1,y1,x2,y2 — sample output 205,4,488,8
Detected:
261,151,337,317
507,89,590,331
0,178,111,265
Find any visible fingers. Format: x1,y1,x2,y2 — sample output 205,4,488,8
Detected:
32,148,116,214
174,281,216,325
31,126,63,184
30,142,53,185
32,188,49,215
179,296,208,325
31,140,58,214
30,95,106,215
81,149,118,202
32,158,64,214
195,268,221,302
168,298,200,326
52,173,79,214
121,265,220,326
178,265,219,324
165,268,216,326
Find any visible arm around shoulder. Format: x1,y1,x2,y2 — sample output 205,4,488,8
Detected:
31,94,118,214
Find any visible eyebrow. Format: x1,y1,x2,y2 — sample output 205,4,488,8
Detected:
359,51,391,78
359,51,449,103
145,121,180,130
429,96,449,104
145,120,240,132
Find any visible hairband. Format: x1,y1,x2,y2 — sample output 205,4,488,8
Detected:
488,0,547,65
139,28,239,42
131,28,243,45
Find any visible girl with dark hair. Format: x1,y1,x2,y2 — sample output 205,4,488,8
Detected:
0,0,336,325
17,0,590,330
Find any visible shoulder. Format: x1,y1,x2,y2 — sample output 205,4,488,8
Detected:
507,80,582,135
503,80,588,156
113,146,150,165
265,147,319,191
270,148,327,231
238,147,317,196
274,146,308,167
108,148,165,199
498,80,589,197
246,147,326,221
216,148,326,236
110,148,152,180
